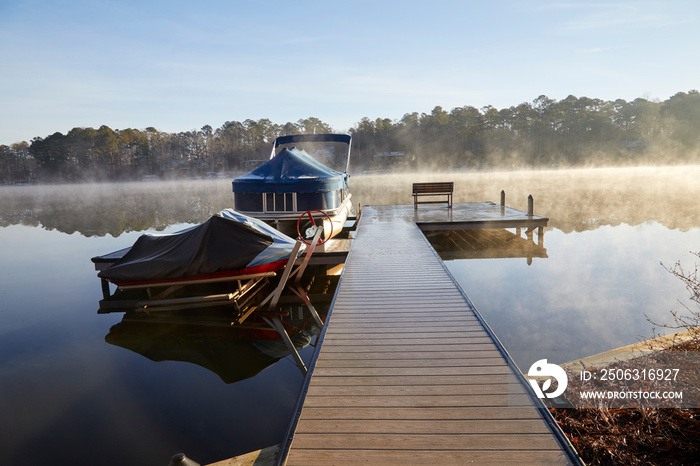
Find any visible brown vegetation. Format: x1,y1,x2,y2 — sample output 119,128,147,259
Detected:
552,406,699,465
552,336,699,465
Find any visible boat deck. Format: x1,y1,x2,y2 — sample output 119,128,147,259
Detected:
279,204,576,465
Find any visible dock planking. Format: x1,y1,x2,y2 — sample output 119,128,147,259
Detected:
280,205,576,465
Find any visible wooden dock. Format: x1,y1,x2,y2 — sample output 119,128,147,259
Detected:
278,204,578,465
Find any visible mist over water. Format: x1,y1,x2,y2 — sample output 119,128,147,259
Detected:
0,179,234,236
352,165,700,232
2,165,698,235
0,165,698,463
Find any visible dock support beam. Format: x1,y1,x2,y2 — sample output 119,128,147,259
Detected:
258,228,325,378
289,283,324,328
100,278,111,299
262,315,307,376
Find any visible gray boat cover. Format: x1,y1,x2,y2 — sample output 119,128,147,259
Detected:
98,209,298,283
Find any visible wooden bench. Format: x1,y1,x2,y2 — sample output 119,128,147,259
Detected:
412,182,454,209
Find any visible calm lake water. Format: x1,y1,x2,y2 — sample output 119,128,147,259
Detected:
1,165,699,464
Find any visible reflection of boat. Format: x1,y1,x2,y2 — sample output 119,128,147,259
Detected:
97,209,299,287
105,320,312,384
231,134,352,242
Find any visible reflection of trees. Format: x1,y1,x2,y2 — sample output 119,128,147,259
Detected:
1,166,698,237
0,180,234,237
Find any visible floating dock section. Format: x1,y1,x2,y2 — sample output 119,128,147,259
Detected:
277,203,580,465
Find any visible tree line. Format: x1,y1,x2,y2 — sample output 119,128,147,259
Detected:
0,117,333,183
1,91,699,183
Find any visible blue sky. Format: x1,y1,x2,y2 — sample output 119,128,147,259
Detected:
1,0,698,145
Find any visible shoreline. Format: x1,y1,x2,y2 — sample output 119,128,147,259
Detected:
561,328,699,372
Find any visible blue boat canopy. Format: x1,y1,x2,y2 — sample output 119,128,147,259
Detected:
232,148,348,194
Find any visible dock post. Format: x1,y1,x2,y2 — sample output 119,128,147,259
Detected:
528,194,533,216
500,190,505,206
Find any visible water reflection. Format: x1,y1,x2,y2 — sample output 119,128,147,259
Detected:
442,223,700,371
0,179,234,236
0,219,339,465
1,166,699,464
105,320,313,384
100,265,336,384
2,165,699,236
426,228,547,263
352,165,700,233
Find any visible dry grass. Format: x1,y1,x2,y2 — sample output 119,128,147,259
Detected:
552,406,699,465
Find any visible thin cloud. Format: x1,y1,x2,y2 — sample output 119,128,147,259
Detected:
544,1,695,32
578,45,629,54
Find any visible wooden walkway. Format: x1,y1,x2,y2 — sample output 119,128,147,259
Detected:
280,206,575,465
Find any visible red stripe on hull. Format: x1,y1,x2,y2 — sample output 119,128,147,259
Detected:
111,259,289,288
